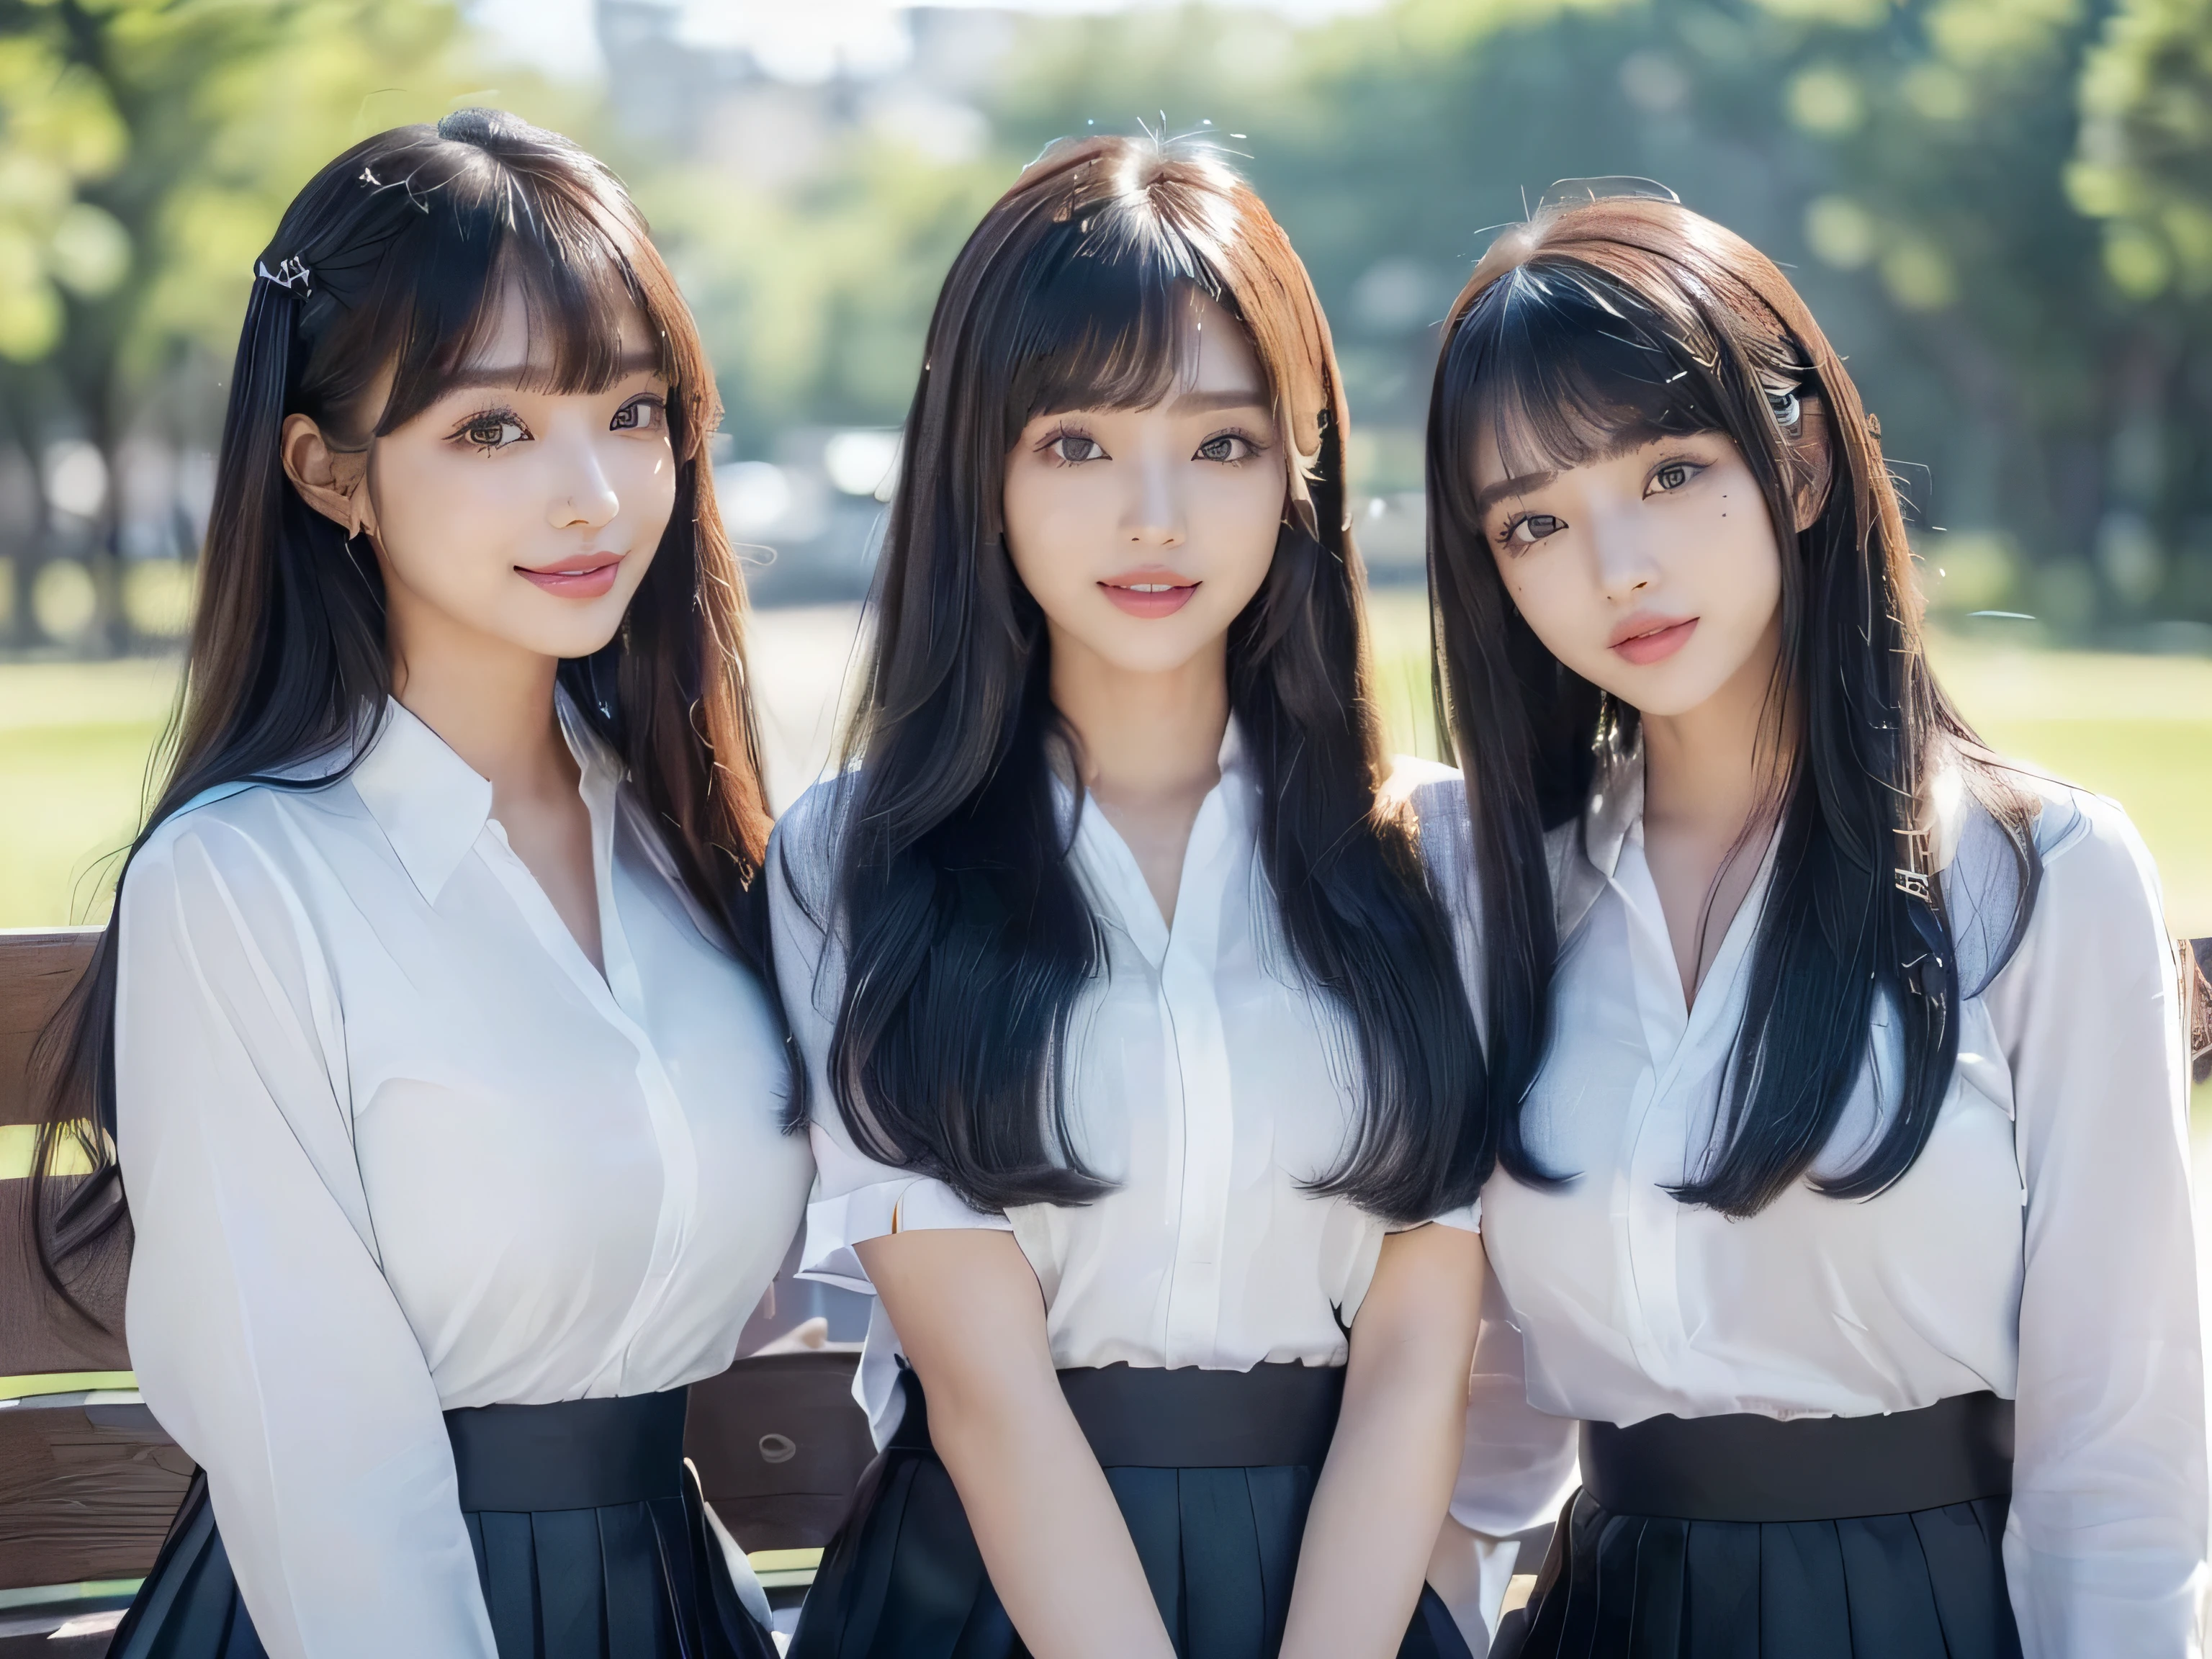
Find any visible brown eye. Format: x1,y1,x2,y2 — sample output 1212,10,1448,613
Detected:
459,413,528,451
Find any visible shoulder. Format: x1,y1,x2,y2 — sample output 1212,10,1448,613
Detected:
767,770,863,919
1948,760,2168,995
128,777,351,897
1378,755,1465,836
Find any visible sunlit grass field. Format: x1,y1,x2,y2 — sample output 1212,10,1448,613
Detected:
3,594,2208,940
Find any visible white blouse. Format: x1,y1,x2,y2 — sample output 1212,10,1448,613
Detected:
769,729,1478,1444
1436,746,2207,1656
115,696,811,1659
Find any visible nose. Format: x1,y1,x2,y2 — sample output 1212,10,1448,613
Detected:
1588,510,1662,606
549,432,621,532
1120,444,1186,549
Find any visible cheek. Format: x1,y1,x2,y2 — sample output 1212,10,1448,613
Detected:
1001,468,1101,597
371,448,525,590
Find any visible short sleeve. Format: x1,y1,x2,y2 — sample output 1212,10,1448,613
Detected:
765,783,1012,1302
116,812,498,1659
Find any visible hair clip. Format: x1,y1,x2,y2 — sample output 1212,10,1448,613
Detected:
254,255,313,295
1768,385,1802,431
359,166,381,187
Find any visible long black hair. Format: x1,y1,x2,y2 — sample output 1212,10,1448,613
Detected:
31,108,774,1310
1426,195,2040,1218
812,135,1491,1223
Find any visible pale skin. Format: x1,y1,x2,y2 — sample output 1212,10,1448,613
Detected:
857,292,1485,1659
1473,406,1830,1003
279,291,678,974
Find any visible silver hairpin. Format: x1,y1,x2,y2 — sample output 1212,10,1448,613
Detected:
1768,385,1802,431
359,166,381,186
254,255,312,295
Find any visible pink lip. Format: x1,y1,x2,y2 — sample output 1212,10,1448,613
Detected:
1099,568,1200,619
518,553,624,599
1609,613,1698,665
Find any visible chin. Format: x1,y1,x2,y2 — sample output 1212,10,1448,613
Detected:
1586,653,1739,720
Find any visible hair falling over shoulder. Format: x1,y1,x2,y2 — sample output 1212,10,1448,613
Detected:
1424,195,2041,1218
812,133,1493,1223
29,109,773,1316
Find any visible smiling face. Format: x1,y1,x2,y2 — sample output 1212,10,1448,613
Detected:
290,285,677,672
1473,421,1789,719
1000,290,1285,679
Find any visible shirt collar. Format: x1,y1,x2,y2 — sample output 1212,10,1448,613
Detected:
351,690,622,904
1552,729,1645,943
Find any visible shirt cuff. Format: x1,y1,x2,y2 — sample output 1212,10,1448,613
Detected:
797,1174,1012,1294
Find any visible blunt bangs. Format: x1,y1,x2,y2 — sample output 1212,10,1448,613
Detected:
293,145,669,442
997,212,1231,447
1443,262,1730,507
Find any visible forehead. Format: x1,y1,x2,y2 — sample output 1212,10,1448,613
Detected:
451,282,660,390
1180,292,1264,396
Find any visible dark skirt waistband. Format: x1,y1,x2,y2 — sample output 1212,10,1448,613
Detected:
1580,1390,2014,1523
886,1361,1345,1469
444,1389,690,1513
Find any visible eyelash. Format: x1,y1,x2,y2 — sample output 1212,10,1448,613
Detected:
1491,455,1708,549
448,394,667,454
1035,424,1271,467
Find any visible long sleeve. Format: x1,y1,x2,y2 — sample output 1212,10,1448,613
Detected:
1982,794,2208,1655
116,817,498,1659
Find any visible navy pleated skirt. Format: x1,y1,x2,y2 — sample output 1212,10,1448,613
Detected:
789,1363,1475,1659
1493,1395,2021,1659
108,1391,778,1659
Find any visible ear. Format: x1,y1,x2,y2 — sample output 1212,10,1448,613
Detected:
1789,393,1835,534
280,413,376,540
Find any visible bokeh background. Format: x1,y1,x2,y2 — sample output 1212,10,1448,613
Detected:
0,0,2208,941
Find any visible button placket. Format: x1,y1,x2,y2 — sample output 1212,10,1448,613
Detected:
1159,790,1235,1368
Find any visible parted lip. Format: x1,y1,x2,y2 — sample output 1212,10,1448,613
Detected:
1099,565,1198,592
1606,611,1695,649
518,552,624,575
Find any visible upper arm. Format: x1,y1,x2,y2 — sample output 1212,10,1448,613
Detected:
857,1228,1056,1411
1352,1221,1485,1362
116,819,497,1659
1978,794,2206,1626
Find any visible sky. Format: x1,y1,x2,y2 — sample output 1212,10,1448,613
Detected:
469,0,1379,84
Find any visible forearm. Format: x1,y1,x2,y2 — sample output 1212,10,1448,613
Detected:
858,1230,1176,1659
1281,1225,1485,1659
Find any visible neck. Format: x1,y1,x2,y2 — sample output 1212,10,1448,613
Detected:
1048,630,1229,810
385,600,572,804
1637,617,1790,844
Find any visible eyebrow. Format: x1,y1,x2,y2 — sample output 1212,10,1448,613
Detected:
1166,386,1271,415
1473,469,1557,515
442,351,664,392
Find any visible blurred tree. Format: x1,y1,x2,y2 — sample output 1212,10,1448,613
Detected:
634,136,1006,452
2070,0,2212,621
0,0,576,650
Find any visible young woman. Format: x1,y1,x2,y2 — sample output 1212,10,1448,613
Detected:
770,135,1493,1659
28,111,806,1659
1423,195,2206,1655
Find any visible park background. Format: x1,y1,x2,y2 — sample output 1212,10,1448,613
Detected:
0,0,2207,959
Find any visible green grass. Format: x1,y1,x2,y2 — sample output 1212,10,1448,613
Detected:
3,606,2209,939
0,659,177,930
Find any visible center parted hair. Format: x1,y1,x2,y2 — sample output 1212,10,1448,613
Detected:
1425,196,2041,1217
32,109,774,1308
816,135,1493,1221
